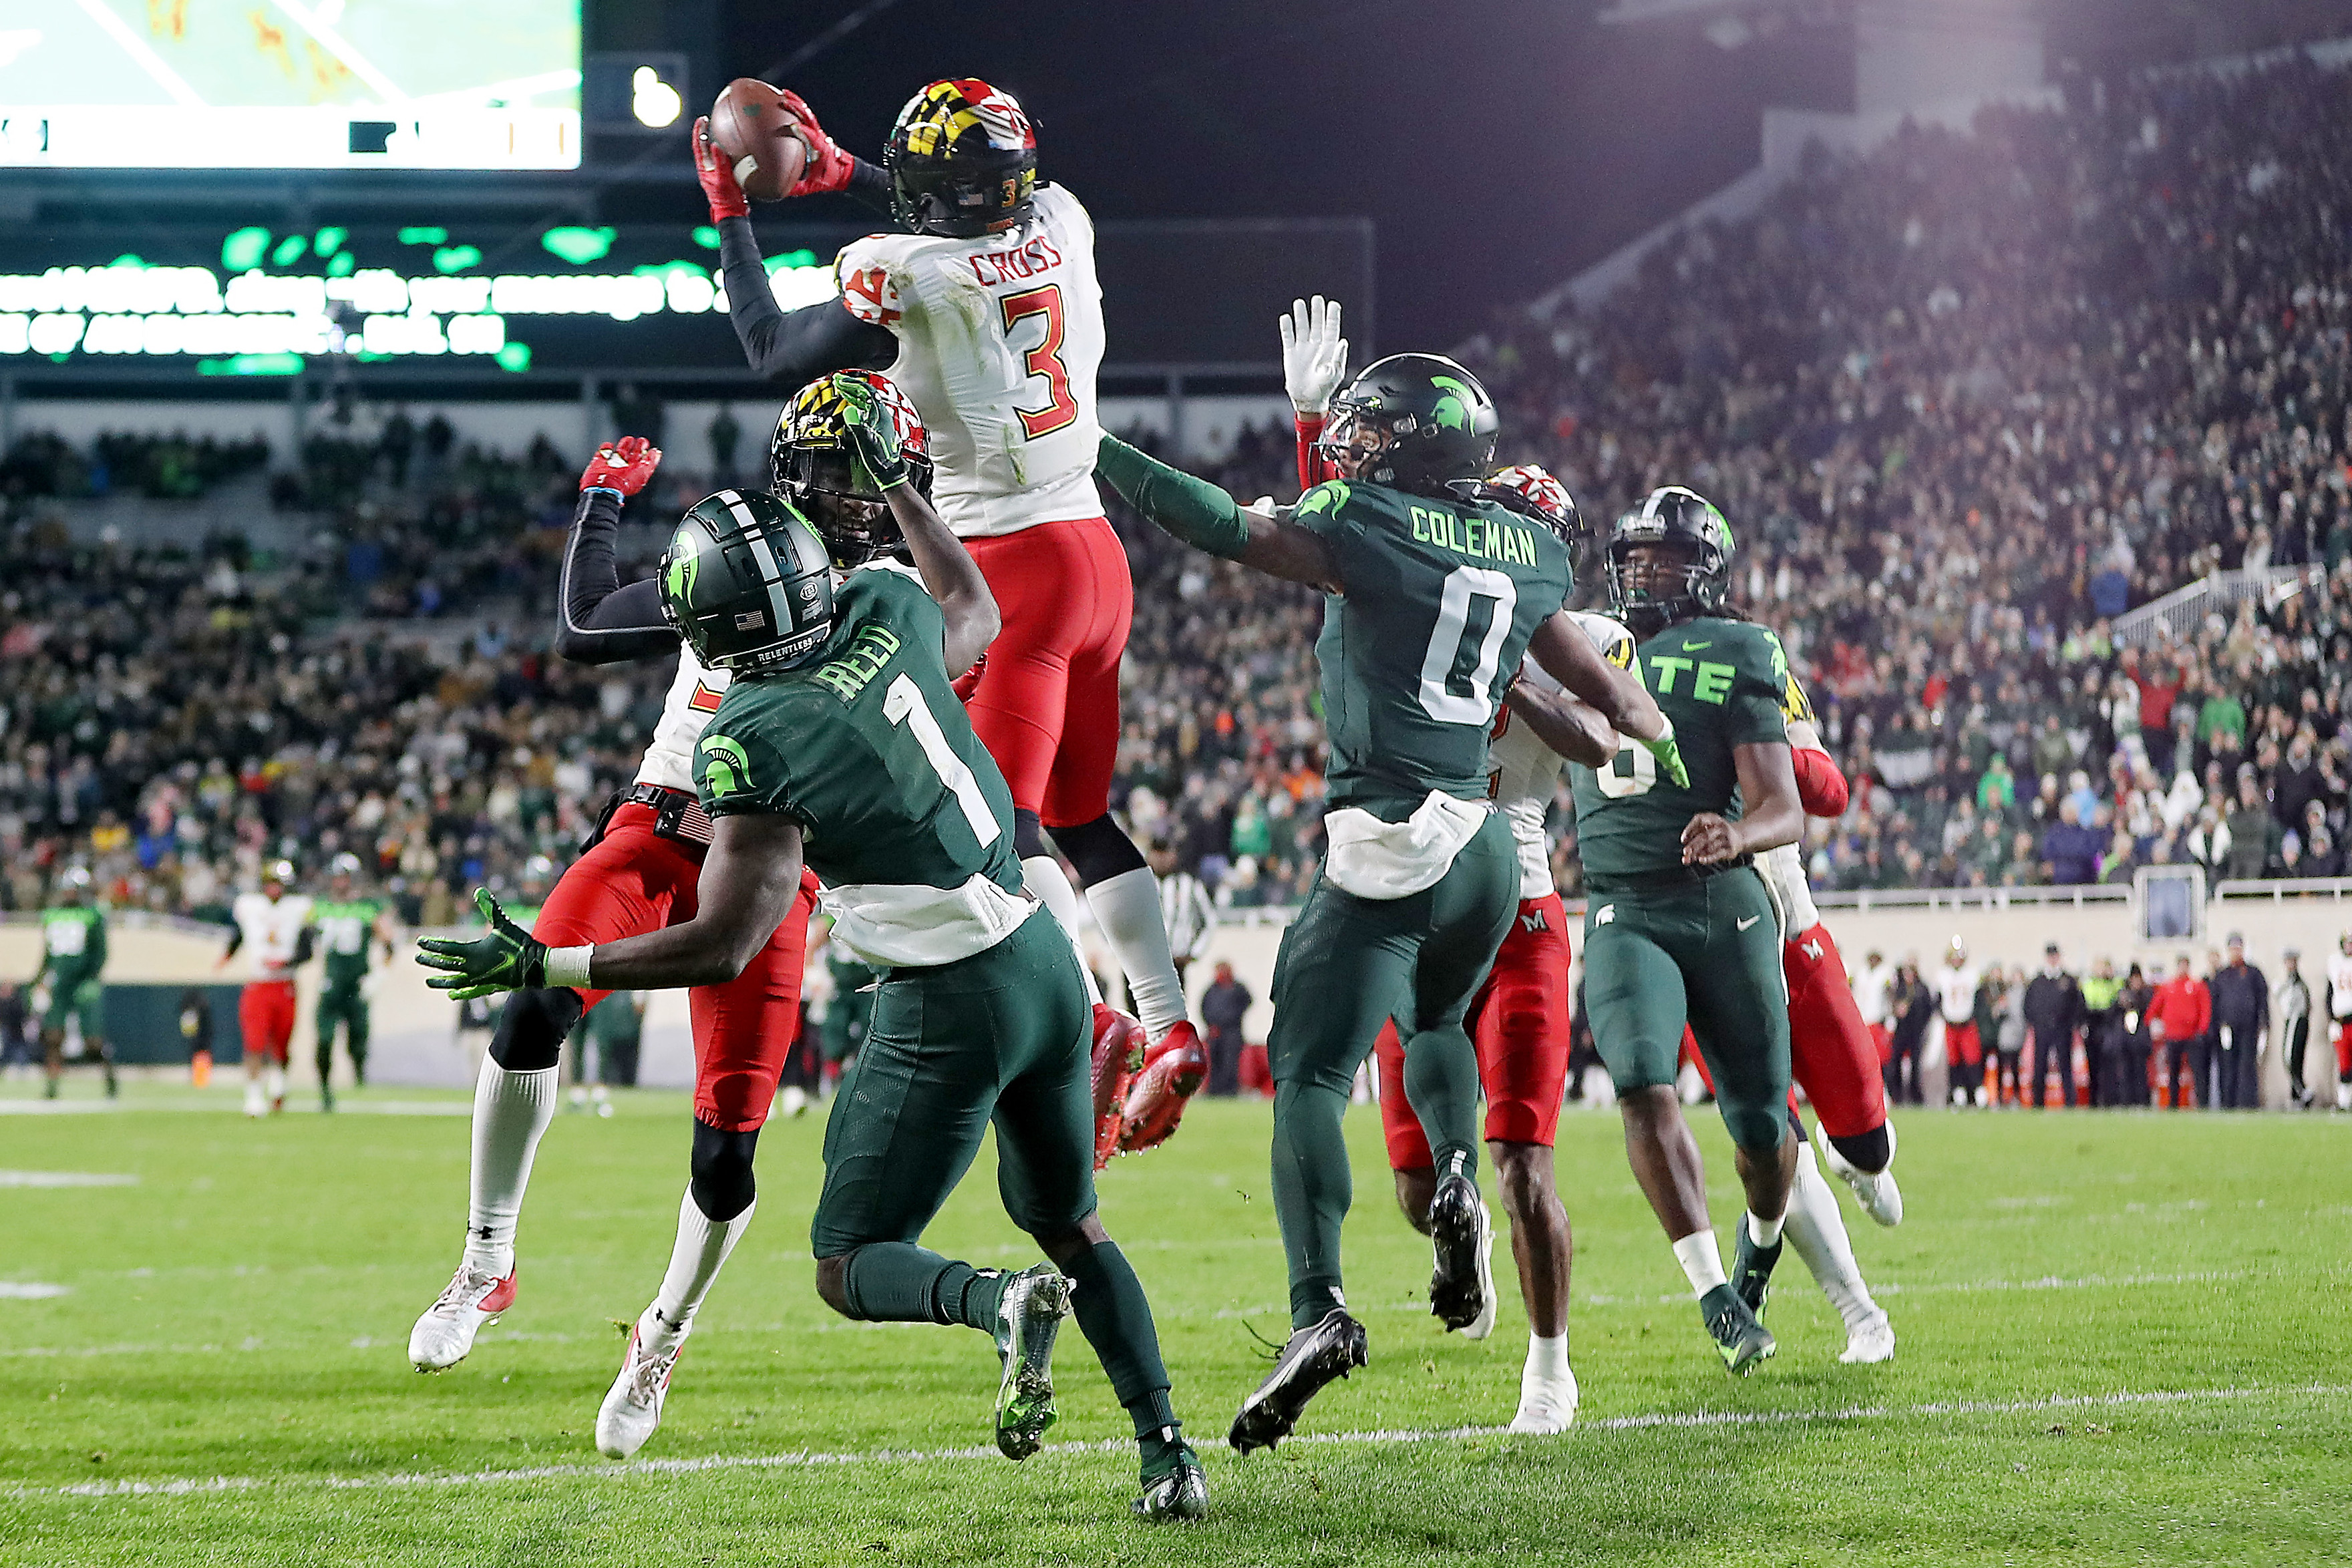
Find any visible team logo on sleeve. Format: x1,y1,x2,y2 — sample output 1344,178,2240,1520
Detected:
698,735,753,798
1296,481,1347,516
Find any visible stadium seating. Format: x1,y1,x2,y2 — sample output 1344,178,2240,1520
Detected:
3,55,2348,924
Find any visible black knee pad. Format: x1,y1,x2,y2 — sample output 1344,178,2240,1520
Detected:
1828,1125,1890,1175
1048,812,1147,888
689,1119,761,1222
487,988,583,1072
1014,808,1049,862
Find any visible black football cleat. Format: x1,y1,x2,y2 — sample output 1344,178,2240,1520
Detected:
1426,1169,1497,1338
1701,1283,1776,1375
1729,1220,1785,1319
1228,1308,1368,1454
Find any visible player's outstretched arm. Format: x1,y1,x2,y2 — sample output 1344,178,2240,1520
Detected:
833,374,1000,676
419,818,805,997
1096,434,1341,591
699,118,895,385
1280,297,1348,494
1525,612,1683,783
1681,742,1802,867
1502,679,1620,767
556,437,677,665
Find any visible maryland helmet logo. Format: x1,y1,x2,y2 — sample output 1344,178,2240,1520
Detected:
1486,464,1575,532
894,78,1035,159
782,371,930,465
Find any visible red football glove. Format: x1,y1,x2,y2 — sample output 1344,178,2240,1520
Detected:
775,87,855,197
692,116,749,222
580,435,662,497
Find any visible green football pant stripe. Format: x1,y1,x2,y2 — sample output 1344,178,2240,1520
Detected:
1581,868,1792,1156
810,910,1096,1259
1265,812,1519,1328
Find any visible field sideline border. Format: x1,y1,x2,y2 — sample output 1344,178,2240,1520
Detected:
13,1383,2344,1504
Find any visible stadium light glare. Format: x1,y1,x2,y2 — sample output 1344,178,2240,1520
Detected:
221,228,271,272
631,66,683,130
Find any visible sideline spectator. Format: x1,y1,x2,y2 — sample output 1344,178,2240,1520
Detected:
2116,962,2155,1109
2081,957,2123,1106
1884,956,1933,1107
1199,961,1252,1099
2023,943,2085,1109
2276,949,2313,1109
2149,954,2211,1109
2206,934,2271,1111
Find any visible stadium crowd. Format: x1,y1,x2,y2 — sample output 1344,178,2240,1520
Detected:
3,55,2351,920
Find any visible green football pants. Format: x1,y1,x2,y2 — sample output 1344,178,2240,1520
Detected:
315,983,369,1071
810,908,1097,1258
1581,866,1791,1156
1265,809,1520,1327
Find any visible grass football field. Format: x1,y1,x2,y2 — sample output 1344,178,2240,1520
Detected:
3,1083,2347,1566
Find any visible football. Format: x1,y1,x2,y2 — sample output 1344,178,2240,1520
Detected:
707,77,807,201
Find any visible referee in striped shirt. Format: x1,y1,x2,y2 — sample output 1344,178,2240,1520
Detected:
1148,837,1217,991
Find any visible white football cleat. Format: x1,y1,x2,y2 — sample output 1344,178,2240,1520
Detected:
1814,1120,1903,1227
243,1082,266,1118
1508,1365,1580,1434
597,1310,689,1459
409,1261,517,1371
1838,1309,1896,1364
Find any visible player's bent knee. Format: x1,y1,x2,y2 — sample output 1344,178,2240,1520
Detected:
1028,1211,1109,1265
813,1254,854,1318
688,1120,760,1223
1723,1103,1788,1161
1490,1142,1556,1213
487,988,584,1072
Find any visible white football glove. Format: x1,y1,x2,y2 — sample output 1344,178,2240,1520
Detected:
1279,295,1349,417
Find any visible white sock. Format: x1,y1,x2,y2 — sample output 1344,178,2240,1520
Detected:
648,1187,755,1339
1746,1209,1785,1248
1524,1331,1572,1386
1671,1229,1727,1296
1082,866,1188,1038
464,1059,558,1275
1784,1143,1881,1332
243,1078,265,1113
1022,855,1103,1006
264,1064,286,1103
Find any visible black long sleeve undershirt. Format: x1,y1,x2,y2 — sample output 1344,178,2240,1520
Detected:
554,487,677,666
717,214,896,385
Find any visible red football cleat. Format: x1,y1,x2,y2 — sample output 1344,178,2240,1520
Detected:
1089,1005,1147,1169
1118,1021,1209,1154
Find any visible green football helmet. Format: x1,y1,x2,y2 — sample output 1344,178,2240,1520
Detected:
1605,485,1735,638
659,489,836,673
1316,353,1499,498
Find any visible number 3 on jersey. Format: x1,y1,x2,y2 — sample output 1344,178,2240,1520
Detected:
884,674,1001,848
1000,284,1078,439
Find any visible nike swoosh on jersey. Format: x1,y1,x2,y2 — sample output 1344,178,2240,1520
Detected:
1682,640,1713,650
1736,915,1761,930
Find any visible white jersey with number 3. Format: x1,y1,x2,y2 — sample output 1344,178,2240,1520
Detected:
1484,611,1637,900
834,184,1106,538
633,648,732,795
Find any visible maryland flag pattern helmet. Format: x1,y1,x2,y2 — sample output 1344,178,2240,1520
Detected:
886,78,1038,238
1317,353,1500,498
659,489,836,673
1605,485,1735,636
1479,463,1582,545
770,371,933,566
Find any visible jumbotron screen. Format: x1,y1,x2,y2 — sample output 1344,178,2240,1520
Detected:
0,1,581,170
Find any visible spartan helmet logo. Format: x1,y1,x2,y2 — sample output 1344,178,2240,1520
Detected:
665,530,699,604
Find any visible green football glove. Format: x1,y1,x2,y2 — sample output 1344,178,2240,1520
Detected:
1641,717,1691,790
832,373,909,493
416,890,548,1000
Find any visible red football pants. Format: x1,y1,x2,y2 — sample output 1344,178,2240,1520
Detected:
961,516,1133,828
239,980,297,1066
1374,893,1573,1170
532,802,818,1131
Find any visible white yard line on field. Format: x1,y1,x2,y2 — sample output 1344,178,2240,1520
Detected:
0,1171,138,1185
0,1282,71,1298
14,1383,2344,1503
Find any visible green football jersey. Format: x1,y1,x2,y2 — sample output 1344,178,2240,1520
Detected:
693,564,1021,896
313,899,385,986
1568,615,1791,885
1293,478,1572,807
39,906,106,982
